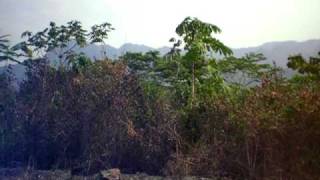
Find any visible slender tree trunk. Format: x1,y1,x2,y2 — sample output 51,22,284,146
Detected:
191,61,195,107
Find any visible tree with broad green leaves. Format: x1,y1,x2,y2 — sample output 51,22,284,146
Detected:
11,21,114,70
0,35,21,64
172,17,232,106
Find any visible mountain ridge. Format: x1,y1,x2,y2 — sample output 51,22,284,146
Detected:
1,39,320,81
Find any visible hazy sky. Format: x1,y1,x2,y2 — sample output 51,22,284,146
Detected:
0,0,319,48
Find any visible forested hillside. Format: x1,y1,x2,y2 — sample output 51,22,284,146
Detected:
0,17,319,180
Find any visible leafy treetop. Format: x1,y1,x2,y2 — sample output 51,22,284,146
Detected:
11,21,114,65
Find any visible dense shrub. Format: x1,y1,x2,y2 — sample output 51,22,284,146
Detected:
233,78,320,179
0,59,176,175
0,68,19,167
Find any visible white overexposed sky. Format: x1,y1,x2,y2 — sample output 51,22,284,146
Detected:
0,0,319,48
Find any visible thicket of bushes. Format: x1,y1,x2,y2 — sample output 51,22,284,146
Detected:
0,18,319,179
0,59,177,175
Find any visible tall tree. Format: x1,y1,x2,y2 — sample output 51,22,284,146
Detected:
173,17,232,106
